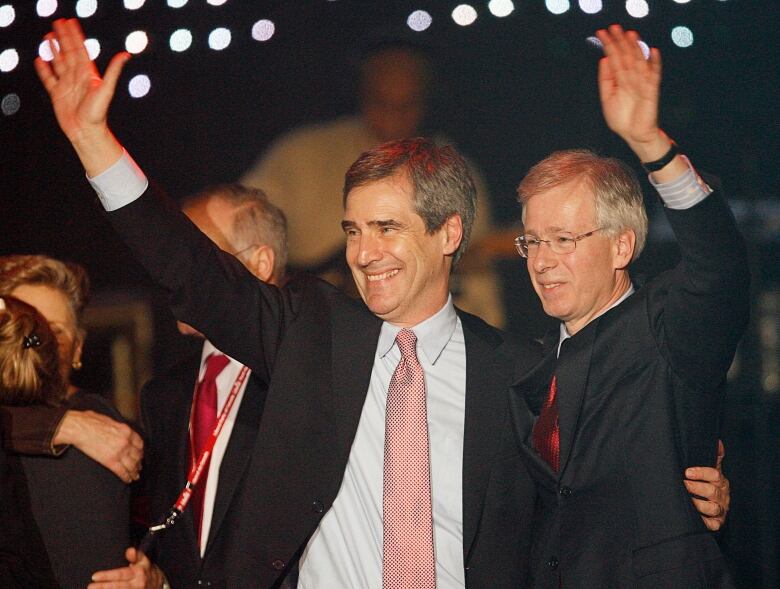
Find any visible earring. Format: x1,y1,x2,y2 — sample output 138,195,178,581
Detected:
71,360,83,370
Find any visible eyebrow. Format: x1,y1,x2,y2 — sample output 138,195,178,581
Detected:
341,219,403,231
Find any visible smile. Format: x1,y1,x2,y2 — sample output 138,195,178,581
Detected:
366,269,399,282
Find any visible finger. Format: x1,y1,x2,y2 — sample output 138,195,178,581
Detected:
702,515,723,532
100,52,131,100
91,566,135,582
648,47,662,81
607,24,633,72
88,582,134,589
625,29,646,64
684,479,718,500
55,18,91,66
47,33,68,78
597,57,615,104
685,466,721,483
34,57,58,93
716,439,725,469
125,547,138,563
129,429,144,451
691,497,722,518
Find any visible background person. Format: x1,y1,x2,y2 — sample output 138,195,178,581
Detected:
0,295,132,588
0,255,143,484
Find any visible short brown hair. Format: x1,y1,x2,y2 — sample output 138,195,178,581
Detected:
0,297,64,405
0,255,90,324
343,137,476,267
517,149,648,261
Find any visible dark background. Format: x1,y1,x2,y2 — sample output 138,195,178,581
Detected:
1,1,778,586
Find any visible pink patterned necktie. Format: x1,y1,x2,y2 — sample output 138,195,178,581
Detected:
190,352,230,543
383,329,436,589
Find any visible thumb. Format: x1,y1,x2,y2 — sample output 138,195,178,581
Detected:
101,52,131,99
125,546,138,564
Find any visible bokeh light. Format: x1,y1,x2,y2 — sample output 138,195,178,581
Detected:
36,0,57,18
452,4,478,26
579,0,602,14
625,0,649,18
124,0,145,9
38,39,59,61
671,26,694,48
125,30,149,54
208,27,231,50
488,0,514,17
2,92,20,116
0,48,19,72
128,74,151,98
75,0,97,17
0,5,16,27
169,29,193,52
207,0,228,5
407,10,432,32
545,0,570,15
252,19,275,42
638,40,650,59
167,0,188,6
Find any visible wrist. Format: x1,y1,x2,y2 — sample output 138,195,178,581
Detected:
627,130,673,164
53,410,81,447
70,127,124,178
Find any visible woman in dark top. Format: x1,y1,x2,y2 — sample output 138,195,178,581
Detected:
0,295,130,588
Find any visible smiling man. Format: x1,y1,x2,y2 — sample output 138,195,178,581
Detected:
509,26,748,588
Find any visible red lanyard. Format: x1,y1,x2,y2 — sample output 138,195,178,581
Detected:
140,363,251,549
176,363,251,512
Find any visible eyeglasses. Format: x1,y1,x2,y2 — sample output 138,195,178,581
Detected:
514,228,603,258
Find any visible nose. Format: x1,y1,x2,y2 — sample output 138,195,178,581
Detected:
532,241,557,274
356,232,383,267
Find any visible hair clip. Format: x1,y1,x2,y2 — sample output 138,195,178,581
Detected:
23,334,42,349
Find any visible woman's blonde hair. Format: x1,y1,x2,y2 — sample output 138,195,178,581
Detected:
0,297,64,405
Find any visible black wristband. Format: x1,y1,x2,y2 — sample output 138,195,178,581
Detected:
641,143,679,173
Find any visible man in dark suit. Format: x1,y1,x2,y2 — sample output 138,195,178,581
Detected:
126,184,288,587
509,26,748,587
38,19,730,589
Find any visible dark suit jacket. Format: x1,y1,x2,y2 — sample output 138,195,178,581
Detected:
140,352,266,588
510,189,749,588
108,186,540,588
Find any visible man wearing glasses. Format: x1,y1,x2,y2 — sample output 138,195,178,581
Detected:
508,26,747,588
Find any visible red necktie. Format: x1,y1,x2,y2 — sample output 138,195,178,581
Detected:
190,353,230,543
383,329,436,589
533,375,560,472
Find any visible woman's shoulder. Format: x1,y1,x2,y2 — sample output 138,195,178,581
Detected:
66,390,128,424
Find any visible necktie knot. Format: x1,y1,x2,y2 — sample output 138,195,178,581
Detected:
202,353,229,384
395,328,418,361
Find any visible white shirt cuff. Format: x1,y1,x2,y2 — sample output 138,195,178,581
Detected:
87,150,149,211
648,155,712,210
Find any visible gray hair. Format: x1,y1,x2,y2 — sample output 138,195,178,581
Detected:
183,184,289,281
517,149,648,261
343,137,476,267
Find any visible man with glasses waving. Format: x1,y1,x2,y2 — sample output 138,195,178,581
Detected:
509,25,747,588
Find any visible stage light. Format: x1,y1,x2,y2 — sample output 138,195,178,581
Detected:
251,19,275,42
452,4,477,26
208,27,231,51
38,39,58,61
545,0,570,15
207,0,227,5
167,0,188,7
36,0,57,18
124,0,145,9
75,0,97,17
488,0,514,17
638,40,650,59
407,10,432,32
579,0,602,14
169,28,192,52
2,92,20,116
125,31,149,54
671,26,693,48
625,0,649,18
128,74,150,98
0,48,19,72
84,38,100,60
0,5,15,27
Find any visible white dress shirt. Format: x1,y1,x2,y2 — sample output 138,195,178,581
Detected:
299,297,467,589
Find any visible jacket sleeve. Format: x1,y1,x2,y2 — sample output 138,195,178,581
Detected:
0,404,69,456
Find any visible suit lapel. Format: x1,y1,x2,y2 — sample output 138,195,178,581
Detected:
205,374,265,554
556,320,597,476
459,314,512,562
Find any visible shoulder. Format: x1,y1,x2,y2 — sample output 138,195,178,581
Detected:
267,116,364,154
458,308,542,360
66,391,128,424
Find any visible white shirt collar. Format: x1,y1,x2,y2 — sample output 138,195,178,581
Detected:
377,295,458,366
558,284,635,354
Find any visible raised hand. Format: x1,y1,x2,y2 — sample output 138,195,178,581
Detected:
34,18,129,176
596,25,667,159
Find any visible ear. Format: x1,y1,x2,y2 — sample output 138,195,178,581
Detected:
246,245,276,283
441,214,464,257
612,228,636,270
73,328,85,366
